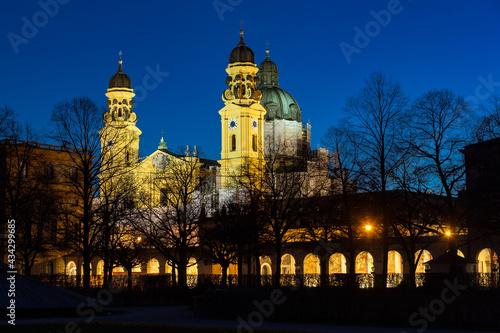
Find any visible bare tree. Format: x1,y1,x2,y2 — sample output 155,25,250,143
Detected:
317,122,364,286
111,225,147,291
475,94,500,141
402,88,471,273
49,96,132,288
343,71,409,286
0,105,15,138
131,151,205,288
95,173,139,286
200,206,238,287
236,138,326,286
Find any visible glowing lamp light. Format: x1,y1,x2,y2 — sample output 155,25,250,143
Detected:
365,225,372,231
137,237,142,242
445,231,451,237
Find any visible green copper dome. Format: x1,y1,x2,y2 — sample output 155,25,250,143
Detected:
257,50,302,122
259,87,302,122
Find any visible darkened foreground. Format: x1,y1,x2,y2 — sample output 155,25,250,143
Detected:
197,281,500,331
1,323,294,333
11,273,500,331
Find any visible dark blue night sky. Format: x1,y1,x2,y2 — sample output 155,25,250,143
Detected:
1,0,499,159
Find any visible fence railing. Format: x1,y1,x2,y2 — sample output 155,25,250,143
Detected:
32,272,499,290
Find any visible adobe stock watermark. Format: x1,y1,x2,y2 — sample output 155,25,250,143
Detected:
402,277,466,333
7,0,70,54
339,0,404,64
53,280,126,333
236,239,335,332
237,288,288,333
212,0,242,22
466,74,500,106
133,64,170,107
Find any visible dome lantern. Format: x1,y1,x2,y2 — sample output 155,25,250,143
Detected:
228,29,255,64
109,56,132,89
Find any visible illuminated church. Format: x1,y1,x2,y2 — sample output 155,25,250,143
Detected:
28,29,498,285
100,29,327,206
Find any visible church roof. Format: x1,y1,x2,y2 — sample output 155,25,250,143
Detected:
257,50,302,122
229,30,255,64
109,59,132,89
260,86,302,122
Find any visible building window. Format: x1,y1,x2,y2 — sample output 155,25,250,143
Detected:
231,135,236,151
160,188,168,206
70,167,78,182
252,135,257,152
46,261,53,275
20,162,28,178
46,164,54,180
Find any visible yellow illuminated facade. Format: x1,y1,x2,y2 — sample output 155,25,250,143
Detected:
218,30,266,189
101,58,141,169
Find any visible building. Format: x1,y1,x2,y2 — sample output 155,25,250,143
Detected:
0,139,84,275
19,30,500,288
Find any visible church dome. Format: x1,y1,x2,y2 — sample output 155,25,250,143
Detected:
260,86,302,122
258,50,278,77
257,50,302,122
109,59,132,89
229,30,255,64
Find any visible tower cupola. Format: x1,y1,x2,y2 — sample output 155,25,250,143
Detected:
109,59,132,89
229,29,255,64
222,30,262,105
257,48,279,88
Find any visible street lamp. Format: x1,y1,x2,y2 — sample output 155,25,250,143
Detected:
365,225,372,231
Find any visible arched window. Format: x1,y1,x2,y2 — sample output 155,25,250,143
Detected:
187,257,198,276
477,248,498,273
252,135,257,152
303,254,320,275
67,261,76,276
260,256,272,276
388,250,403,274
46,261,53,275
355,251,374,274
329,253,347,274
231,134,236,151
96,260,104,275
147,258,160,274
281,254,296,274
415,250,433,273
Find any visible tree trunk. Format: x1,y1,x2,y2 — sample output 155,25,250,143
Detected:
221,263,229,287
237,246,243,286
83,258,91,289
274,245,282,286
171,262,177,286
246,246,252,286
320,255,328,287
381,223,389,289
127,269,133,292
255,249,261,287
408,259,416,288
178,254,187,288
